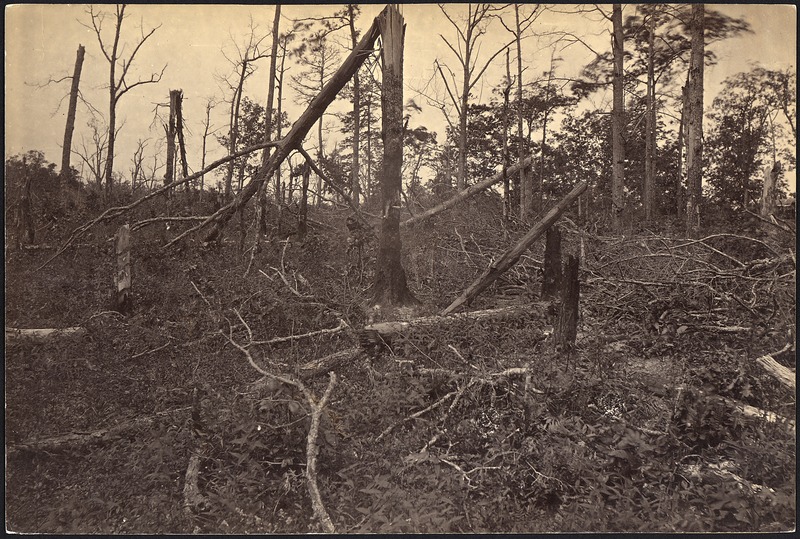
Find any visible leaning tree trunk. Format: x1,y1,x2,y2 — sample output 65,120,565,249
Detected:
372,5,417,307
611,3,626,233
60,44,85,183
685,4,704,238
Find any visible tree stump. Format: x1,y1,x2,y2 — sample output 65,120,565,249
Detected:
541,226,562,300
113,224,132,314
555,255,579,355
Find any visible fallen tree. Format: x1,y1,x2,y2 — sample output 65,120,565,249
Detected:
6,326,87,343
401,156,534,229
755,347,795,390
443,181,588,315
168,9,386,247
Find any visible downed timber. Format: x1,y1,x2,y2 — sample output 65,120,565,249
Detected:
8,406,191,454
442,181,588,315
401,156,534,229
195,9,385,244
299,347,364,379
183,455,208,513
755,351,795,390
682,461,776,495
6,326,86,343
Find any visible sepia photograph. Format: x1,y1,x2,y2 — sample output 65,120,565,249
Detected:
5,3,796,533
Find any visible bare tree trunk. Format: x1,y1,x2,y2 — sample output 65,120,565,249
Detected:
226,60,248,201
554,254,579,355
760,161,781,219
676,82,688,219
60,44,85,183
349,4,362,207
611,4,626,233
643,13,656,223
257,5,281,237
541,226,562,300
502,49,512,226
685,4,704,238
200,101,213,203
373,5,417,307
299,164,310,240
164,90,180,187
275,42,287,204
175,90,189,182
515,5,530,219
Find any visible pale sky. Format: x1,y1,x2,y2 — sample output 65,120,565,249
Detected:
5,4,797,190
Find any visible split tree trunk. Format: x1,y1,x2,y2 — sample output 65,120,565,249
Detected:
113,224,132,314
373,5,417,307
443,181,587,315
60,44,85,183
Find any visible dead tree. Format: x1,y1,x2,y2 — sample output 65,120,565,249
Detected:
84,5,164,198
298,163,310,240
554,254,579,355
193,9,384,244
685,4,704,237
372,5,417,307
443,181,587,315
541,226,562,300
60,44,85,183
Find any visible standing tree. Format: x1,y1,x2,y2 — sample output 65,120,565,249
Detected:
436,3,513,189
291,26,342,206
373,5,417,308
60,44,85,183
685,4,704,237
84,4,165,198
611,4,626,233
499,4,541,217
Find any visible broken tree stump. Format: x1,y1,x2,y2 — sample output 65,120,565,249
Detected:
541,226,562,300
113,224,132,314
555,255,579,354
442,181,587,315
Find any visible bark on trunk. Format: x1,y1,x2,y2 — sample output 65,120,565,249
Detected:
555,254,579,353
175,90,189,182
164,90,179,186
373,5,417,307
676,82,689,219
515,5,530,219
259,5,281,236
299,164,310,240
644,15,656,223
541,226,562,300
225,60,248,201
611,4,626,232
685,4,704,237
502,50,512,225
60,44,85,183
113,223,132,314
442,181,587,315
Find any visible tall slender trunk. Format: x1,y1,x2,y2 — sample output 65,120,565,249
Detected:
226,59,248,201
373,5,416,307
349,4,362,207
643,12,656,222
175,90,189,181
164,90,179,186
260,4,281,234
61,44,85,183
676,81,688,219
200,102,212,204
611,4,626,232
685,4,704,237
502,49,511,226
515,4,530,218
276,46,286,203
105,8,123,199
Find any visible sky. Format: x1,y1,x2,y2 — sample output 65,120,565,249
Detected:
5,3,797,191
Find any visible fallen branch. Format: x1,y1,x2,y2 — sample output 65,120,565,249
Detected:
183,455,208,513
443,181,588,315
131,215,212,232
6,326,86,343
8,406,191,454
252,319,349,347
376,388,460,441
683,460,776,496
755,347,795,390
299,347,362,379
401,156,535,229
222,312,338,532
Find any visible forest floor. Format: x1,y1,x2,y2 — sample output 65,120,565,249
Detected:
5,198,796,533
